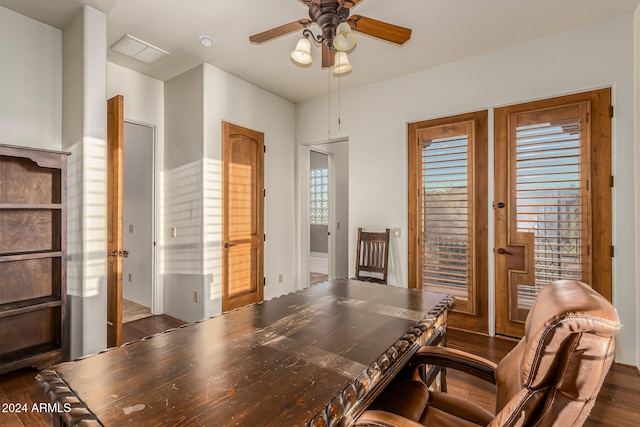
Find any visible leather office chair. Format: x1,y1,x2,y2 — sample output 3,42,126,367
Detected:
354,227,390,284
356,280,620,427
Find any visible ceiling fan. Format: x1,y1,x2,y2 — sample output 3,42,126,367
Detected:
249,0,412,69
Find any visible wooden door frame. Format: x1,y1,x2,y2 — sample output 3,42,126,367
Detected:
221,121,265,312
494,88,612,337
107,95,124,347
408,110,489,333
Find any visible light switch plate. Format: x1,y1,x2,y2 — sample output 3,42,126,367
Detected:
393,228,401,238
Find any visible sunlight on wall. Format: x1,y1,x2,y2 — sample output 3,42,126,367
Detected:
65,137,106,298
204,158,222,302
83,137,106,297
66,141,83,297
158,166,165,277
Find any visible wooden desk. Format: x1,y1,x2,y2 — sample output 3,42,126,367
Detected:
38,279,453,426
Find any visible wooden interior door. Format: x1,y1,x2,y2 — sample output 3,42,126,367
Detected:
107,95,124,347
494,89,612,337
222,122,264,312
408,111,489,333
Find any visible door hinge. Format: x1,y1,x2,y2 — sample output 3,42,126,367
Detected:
264,234,266,241
263,277,266,287
610,176,614,187
610,105,614,118
263,188,266,197
611,246,614,258
263,145,266,153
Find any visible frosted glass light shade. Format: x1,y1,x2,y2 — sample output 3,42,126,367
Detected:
333,51,352,74
333,22,357,51
291,38,312,64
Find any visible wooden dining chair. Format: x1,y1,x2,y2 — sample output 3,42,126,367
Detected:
353,228,390,284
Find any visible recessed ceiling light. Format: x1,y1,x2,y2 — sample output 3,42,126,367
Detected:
200,35,215,48
110,34,169,65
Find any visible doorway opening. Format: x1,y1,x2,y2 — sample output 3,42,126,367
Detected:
121,121,156,323
298,139,349,288
309,150,330,285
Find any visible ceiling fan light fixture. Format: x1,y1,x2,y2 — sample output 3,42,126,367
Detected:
333,22,357,51
333,51,352,75
291,37,312,65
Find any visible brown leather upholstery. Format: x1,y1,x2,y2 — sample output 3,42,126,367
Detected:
356,280,620,427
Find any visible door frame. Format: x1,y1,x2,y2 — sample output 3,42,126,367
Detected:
123,119,161,315
309,147,335,279
296,138,348,288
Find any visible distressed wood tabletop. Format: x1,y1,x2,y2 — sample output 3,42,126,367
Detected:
38,279,453,426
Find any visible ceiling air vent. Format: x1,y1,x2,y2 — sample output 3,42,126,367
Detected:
110,34,169,65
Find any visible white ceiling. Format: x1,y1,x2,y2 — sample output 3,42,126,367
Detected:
2,0,639,103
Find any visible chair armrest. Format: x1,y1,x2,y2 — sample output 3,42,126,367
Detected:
407,346,497,384
355,410,426,427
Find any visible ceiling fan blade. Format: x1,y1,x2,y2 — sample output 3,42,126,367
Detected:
322,44,335,68
249,19,311,44
349,15,412,45
339,0,364,8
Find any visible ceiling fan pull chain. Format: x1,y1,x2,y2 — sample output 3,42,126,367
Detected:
328,66,331,137
338,69,342,131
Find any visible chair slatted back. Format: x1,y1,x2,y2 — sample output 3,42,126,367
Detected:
355,228,390,284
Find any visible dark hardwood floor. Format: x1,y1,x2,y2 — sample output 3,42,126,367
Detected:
0,321,638,426
0,315,186,427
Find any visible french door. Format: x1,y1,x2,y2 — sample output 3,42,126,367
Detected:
409,111,489,333
494,89,612,337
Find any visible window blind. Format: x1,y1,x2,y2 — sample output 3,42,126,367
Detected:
421,134,471,298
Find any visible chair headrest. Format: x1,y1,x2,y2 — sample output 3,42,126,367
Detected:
520,280,620,387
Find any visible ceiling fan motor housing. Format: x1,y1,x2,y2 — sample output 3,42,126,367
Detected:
308,0,350,49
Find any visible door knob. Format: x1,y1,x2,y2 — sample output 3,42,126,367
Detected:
224,242,237,248
497,248,513,255
107,251,118,257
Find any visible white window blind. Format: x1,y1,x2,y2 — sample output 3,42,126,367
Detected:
515,118,585,305
421,134,471,298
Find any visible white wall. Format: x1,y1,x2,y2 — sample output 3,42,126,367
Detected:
62,6,108,359
296,15,637,364
0,6,61,149
164,66,205,323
